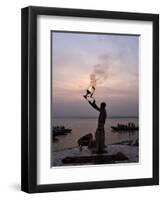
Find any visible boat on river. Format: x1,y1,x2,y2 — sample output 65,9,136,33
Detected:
53,126,72,136
111,123,139,131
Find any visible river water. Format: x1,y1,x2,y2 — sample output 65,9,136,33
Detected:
52,117,138,152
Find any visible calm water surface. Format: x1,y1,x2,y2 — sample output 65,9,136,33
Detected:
52,117,138,152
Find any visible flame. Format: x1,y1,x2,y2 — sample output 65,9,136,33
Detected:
85,74,96,94
87,84,93,92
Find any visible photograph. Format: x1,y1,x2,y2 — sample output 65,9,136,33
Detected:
51,31,139,167
21,6,159,193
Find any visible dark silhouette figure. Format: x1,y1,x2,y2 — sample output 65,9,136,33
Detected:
88,99,107,153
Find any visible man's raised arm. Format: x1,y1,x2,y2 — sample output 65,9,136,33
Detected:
88,99,100,112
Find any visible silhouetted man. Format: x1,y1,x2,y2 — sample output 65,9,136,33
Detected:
88,99,107,153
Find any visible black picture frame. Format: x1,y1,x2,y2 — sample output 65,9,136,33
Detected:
21,6,159,193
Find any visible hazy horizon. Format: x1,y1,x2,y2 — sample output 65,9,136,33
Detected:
52,31,139,118
52,115,139,119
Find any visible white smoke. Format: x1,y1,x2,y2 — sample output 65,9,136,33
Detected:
90,54,111,85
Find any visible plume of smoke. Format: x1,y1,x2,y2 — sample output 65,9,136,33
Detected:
90,54,111,85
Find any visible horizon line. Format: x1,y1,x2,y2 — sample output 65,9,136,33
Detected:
52,116,139,119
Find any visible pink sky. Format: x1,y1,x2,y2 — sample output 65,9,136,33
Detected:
52,32,139,118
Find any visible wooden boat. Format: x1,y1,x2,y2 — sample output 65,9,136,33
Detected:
111,123,139,131
53,126,72,136
53,136,59,142
62,152,128,164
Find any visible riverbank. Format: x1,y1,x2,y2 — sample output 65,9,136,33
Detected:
52,143,138,166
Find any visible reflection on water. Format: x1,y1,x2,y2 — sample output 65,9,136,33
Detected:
52,118,139,152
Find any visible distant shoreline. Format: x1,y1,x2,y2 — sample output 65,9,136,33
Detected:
53,116,139,119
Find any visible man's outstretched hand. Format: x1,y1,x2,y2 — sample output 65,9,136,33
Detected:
91,99,96,105
87,98,100,112
88,98,95,105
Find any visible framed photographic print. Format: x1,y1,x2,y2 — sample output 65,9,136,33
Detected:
21,6,159,193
